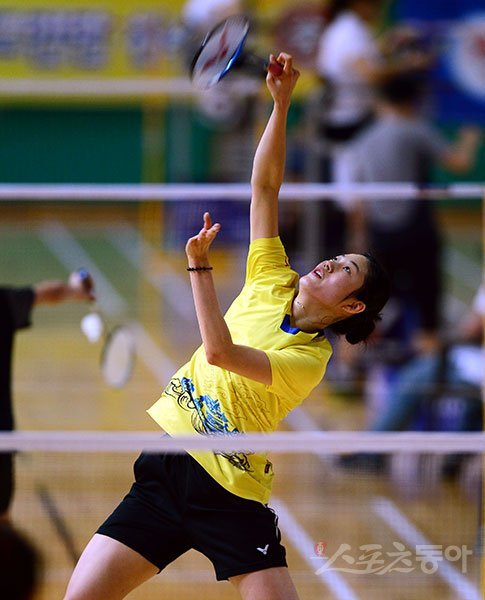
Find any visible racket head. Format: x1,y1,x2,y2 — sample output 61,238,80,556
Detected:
100,326,136,389
191,15,250,89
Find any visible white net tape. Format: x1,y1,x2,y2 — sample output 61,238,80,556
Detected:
5,430,484,600
0,77,261,98
1,430,485,453
0,182,482,201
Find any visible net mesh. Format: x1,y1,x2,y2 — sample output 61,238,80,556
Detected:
0,197,482,599
7,439,483,600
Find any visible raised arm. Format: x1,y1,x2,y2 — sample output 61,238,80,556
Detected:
439,126,481,173
186,212,272,384
250,53,300,242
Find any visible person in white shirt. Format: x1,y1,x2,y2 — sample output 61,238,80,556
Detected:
312,0,431,256
316,0,381,142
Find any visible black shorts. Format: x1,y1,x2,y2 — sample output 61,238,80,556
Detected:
97,452,287,581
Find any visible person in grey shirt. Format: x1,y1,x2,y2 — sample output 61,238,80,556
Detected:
347,73,479,355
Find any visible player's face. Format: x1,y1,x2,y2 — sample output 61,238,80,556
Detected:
298,254,368,310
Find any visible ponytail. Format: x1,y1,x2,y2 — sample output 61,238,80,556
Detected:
329,309,382,345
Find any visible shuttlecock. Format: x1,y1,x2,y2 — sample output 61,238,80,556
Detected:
81,312,104,343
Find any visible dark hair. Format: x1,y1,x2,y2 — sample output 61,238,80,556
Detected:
325,0,382,24
0,523,41,600
328,252,390,344
325,0,351,23
377,72,428,106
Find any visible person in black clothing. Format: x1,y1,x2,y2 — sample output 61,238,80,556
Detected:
0,274,94,521
0,521,41,599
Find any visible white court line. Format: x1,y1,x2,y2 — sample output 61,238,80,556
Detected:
271,497,359,600
130,323,177,385
445,293,471,323
285,405,325,433
284,407,335,468
443,247,482,291
38,222,127,317
38,221,177,386
372,496,482,600
442,247,481,321
106,224,194,321
285,406,482,597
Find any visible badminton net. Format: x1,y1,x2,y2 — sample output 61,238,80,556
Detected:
2,430,483,600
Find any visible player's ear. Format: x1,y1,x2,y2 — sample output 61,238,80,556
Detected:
342,299,366,316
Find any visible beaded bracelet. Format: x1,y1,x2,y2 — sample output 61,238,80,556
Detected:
186,266,213,272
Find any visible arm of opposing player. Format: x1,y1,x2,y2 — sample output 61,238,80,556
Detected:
33,274,95,305
250,53,299,243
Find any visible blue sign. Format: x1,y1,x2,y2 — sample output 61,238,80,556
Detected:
394,0,485,122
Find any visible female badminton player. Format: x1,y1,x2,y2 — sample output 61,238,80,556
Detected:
64,53,390,600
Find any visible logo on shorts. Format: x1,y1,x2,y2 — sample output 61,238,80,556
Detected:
257,544,269,555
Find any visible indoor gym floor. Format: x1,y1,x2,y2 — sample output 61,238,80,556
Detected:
1,202,482,600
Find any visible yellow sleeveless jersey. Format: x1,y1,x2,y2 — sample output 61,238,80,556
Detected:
147,237,332,504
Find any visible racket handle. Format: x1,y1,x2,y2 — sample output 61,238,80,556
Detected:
77,268,92,281
69,268,89,288
267,59,283,77
69,268,95,299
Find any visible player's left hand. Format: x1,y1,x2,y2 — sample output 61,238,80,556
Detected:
185,212,221,263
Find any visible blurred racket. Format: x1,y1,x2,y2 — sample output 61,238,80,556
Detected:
190,15,283,89
81,310,136,389
75,269,136,389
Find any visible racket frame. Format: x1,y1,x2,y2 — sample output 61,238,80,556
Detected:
190,15,250,89
99,324,136,389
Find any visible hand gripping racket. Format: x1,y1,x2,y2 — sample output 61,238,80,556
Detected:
190,15,283,89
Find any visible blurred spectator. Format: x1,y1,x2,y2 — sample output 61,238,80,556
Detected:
183,0,243,34
340,285,483,474
310,0,432,256
0,522,41,600
371,284,483,433
0,273,94,521
347,72,480,357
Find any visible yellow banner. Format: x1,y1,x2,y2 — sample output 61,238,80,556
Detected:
0,0,188,78
0,1,324,76
0,1,324,99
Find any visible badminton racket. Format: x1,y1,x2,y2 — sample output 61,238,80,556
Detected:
190,15,283,90
75,270,136,389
